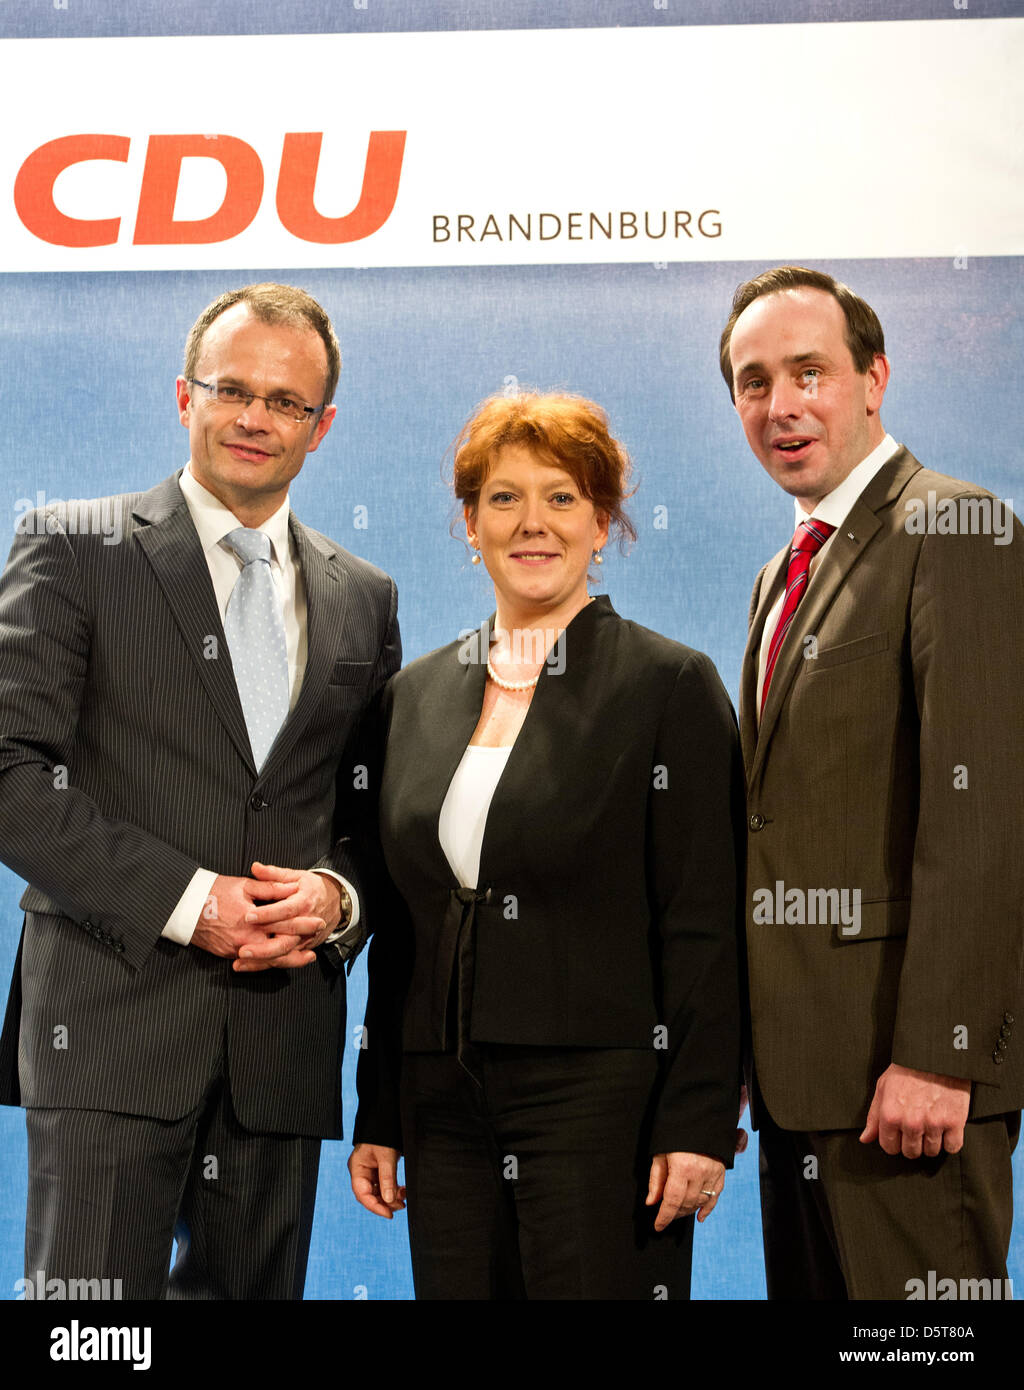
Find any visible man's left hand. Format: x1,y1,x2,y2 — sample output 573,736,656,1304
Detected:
646,1152,726,1230
860,1063,971,1158
233,862,342,972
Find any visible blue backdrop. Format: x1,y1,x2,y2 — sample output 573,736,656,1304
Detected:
1,0,1021,1309
0,255,1020,1299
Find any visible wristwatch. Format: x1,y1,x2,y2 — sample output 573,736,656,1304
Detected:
330,881,353,934
321,882,367,972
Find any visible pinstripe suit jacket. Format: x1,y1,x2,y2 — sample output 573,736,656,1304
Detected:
0,471,399,1138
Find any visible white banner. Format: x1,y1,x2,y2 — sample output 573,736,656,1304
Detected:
1,19,1020,270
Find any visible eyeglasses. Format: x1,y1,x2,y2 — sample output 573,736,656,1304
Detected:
187,378,324,424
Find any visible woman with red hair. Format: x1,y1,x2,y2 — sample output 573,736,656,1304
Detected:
350,391,742,1300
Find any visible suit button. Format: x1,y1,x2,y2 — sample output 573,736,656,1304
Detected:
1000,1025,1011,1039
1004,1012,1015,1025
993,1052,1005,1064
249,794,267,811
748,813,766,832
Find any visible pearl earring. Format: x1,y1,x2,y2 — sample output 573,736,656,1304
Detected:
593,550,603,565
471,551,482,565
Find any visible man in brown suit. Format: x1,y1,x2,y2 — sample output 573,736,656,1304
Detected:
723,266,1024,1299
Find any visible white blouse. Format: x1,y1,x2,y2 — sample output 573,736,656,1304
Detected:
438,745,512,889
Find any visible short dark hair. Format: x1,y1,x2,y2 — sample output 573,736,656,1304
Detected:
452,390,637,547
183,283,341,404
719,265,885,401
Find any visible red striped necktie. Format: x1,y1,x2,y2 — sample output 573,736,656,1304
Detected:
761,518,836,715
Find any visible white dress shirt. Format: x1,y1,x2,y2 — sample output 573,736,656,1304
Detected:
755,434,901,719
161,465,357,944
438,745,512,889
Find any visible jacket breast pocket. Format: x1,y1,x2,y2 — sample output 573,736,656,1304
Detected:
806,631,890,672
328,659,373,709
329,659,373,685
832,897,910,944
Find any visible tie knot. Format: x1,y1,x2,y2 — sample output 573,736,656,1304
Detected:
791,518,835,557
224,527,272,566
453,886,490,906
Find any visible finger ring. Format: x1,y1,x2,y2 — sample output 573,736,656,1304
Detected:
700,1189,717,1198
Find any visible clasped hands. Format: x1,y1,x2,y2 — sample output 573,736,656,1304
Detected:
191,862,342,971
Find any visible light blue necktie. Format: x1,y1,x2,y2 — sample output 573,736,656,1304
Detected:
222,527,289,770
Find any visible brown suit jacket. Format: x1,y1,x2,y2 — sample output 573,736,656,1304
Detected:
739,447,1024,1131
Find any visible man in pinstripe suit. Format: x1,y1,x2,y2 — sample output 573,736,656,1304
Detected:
0,284,400,1299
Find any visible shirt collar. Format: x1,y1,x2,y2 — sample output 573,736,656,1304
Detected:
179,464,291,566
796,433,901,531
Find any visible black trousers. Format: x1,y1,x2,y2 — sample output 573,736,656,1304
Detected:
400,1045,693,1300
757,1103,1019,1300
25,1072,320,1301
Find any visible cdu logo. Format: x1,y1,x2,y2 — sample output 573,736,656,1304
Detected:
14,130,407,247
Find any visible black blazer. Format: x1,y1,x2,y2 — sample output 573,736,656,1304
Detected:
356,596,743,1162
0,473,400,1139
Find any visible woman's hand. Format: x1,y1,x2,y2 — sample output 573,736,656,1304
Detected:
348,1143,407,1219
646,1152,725,1230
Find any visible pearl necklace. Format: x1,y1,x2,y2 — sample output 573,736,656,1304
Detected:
486,660,539,692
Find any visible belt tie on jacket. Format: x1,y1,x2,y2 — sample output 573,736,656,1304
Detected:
444,885,491,1087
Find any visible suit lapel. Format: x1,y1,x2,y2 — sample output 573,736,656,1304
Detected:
133,474,254,770
740,551,787,776
405,602,606,889
748,449,922,787
477,596,611,882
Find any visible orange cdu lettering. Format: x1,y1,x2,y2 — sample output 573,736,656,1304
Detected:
14,134,130,248
276,131,406,244
15,130,407,248
133,134,264,245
